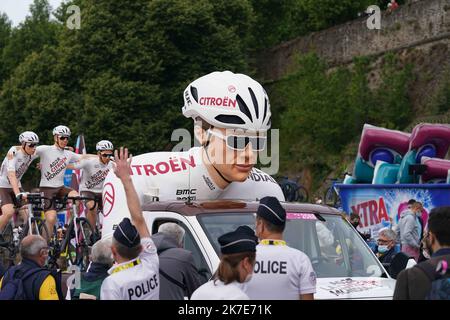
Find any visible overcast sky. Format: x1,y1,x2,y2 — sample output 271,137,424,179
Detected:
0,0,64,26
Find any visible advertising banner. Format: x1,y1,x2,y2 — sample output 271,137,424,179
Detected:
336,183,450,238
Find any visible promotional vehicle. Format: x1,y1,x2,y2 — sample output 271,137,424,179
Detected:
103,200,396,300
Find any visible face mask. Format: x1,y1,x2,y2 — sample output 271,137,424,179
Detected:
378,245,389,254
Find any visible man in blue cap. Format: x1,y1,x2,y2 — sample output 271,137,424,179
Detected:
243,196,316,300
100,147,159,300
191,225,258,300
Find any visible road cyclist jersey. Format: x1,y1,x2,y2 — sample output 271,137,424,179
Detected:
0,146,38,188
72,158,113,193
101,147,284,237
35,145,82,188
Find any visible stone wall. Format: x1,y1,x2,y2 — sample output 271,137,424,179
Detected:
256,0,450,82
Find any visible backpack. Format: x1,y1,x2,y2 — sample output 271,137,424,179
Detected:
416,256,450,300
0,267,46,300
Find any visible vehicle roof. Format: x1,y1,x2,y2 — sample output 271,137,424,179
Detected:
142,200,343,216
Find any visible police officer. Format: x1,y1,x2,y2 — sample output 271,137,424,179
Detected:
191,226,258,300
100,147,159,300
243,196,316,300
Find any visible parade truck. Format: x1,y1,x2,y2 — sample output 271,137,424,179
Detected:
137,200,396,300
336,123,450,240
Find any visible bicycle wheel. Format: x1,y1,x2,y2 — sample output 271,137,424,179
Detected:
282,182,297,202
1,222,13,246
75,218,95,271
324,187,336,206
0,222,15,267
296,186,309,203
60,220,77,266
64,218,95,271
22,219,50,239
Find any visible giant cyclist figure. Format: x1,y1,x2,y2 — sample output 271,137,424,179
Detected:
102,71,285,236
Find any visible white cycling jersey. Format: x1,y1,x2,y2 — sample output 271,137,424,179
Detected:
101,147,284,237
72,157,113,193
35,145,82,188
0,146,38,188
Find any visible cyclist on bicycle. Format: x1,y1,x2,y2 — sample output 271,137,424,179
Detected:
0,131,40,241
35,125,92,239
68,140,114,231
102,71,284,237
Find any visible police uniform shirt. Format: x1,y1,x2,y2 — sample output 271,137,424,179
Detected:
191,280,249,300
243,241,317,300
100,237,159,300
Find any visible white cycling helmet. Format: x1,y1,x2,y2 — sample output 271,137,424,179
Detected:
182,71,272,131
52,125,71,137
19,131,39,144
96,140,114,151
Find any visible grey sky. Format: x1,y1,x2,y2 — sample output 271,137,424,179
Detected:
0,0,64,26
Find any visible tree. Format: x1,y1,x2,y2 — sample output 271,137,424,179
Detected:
1,0,60,86
0,13,12,84
0,0,254,154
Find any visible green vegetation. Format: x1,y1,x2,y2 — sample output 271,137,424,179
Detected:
270,52,414,190
0,0,445,193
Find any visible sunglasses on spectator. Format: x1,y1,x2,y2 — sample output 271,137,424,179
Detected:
208,130,267,151
59,136,69,141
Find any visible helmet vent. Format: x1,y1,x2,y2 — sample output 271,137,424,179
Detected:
248,87,259,119
263,98,268,122
236,94,253,122
190,86,199,103
215,115,245,125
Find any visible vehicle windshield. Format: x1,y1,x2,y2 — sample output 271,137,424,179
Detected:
197,212,385,278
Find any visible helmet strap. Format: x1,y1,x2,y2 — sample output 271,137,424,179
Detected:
204,143,232,185
21,143,32,156
55,137,65,150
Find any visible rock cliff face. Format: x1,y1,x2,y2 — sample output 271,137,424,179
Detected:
255,0,449,196
256,0,449,84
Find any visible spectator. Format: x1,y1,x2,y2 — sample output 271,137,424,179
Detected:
152,222,204,300
244,196,316,300
396,202,420,261
394,206,450,299
349,213,371,241
377,228,397,265
0,235,60,300
412,202,425,240
387,0,399,13
67,238,113,300
100,147,159,300
376,228,414,278
191,226,257,300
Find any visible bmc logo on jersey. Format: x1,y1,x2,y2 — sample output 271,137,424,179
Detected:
102,182,115,217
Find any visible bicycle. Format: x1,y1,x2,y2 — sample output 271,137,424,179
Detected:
277,176,309,202
56,196,98,272
0,193,53,267
323,172,350,208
